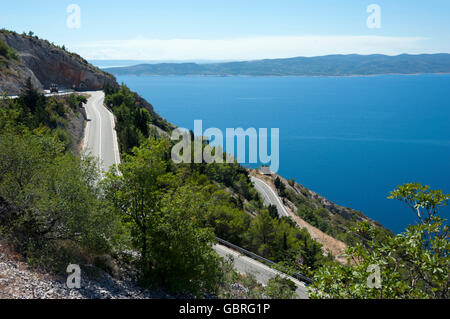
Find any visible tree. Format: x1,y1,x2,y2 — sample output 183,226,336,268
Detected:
301,235,324,270
0,38,9,57
205,202,251,246
274,177,286,197
288,178,296,187
145,184,220,294
247,211,276,257
68,94,87,111
264,275,297,299
268,204,279,219
18,78,47,128
274,177,282,190
103,138,220,294
103,138,169,273
0,128,111,269
104,84,153,154
309,183,449,299
388,183,449,224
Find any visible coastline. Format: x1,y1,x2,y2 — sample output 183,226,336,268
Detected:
104,72,450,78
114,73,450,234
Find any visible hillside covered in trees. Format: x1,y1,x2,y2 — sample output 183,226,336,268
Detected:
0,31,448,299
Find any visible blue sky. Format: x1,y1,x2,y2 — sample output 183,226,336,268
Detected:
1,0,449,60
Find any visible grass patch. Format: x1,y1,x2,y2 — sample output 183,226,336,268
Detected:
0,38,19,65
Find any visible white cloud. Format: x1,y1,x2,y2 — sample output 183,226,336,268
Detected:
72,35,433,61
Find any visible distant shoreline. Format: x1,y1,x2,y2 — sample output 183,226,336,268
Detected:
102,53,450,78
110,72,450,78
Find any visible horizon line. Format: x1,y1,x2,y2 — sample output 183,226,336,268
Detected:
89,52,450,66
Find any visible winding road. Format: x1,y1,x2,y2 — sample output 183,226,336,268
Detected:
214,244,308,298
82,91,120,172
81,92,308,298
251,176,289,218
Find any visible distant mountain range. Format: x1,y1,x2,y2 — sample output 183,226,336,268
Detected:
89,59,233,69
104,54,450,77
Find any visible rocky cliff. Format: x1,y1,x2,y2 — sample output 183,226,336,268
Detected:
250,169,391,255
0,30,172,131
0,30,116,95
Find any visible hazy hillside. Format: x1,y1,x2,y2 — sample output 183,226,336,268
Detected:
105,54,450,76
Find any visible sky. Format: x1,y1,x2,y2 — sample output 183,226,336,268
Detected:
1,0,450,61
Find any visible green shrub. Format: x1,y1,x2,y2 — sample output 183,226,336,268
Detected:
264,275,297,299
103,138,220,295
0,38,18,61
68,94,87,111
310,183,449,299
0,129,114,272
0,39,9,57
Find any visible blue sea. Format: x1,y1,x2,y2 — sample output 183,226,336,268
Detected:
116,74,450,234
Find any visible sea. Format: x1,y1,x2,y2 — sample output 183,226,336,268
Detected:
115,74,450,233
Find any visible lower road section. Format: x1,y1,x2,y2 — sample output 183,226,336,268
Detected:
215,244,308,299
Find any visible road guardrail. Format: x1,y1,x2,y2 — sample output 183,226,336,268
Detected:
215,237,313,285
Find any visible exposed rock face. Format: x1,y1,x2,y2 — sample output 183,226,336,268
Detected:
0,31,116,95
0,241,174,299
0,30,172,132
270,172,374,224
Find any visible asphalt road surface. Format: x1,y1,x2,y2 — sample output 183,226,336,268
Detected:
83,91,120,172
215,244,308,298
251,176,289,217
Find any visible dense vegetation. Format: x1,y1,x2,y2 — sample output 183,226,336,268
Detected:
104,84,153,154
1,78,447,299
0,82,112,272
310,183,449,299
103,84,331,290
0,81,327,297
100,135,328,293
104,83,172,154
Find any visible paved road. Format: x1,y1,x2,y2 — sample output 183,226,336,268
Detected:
251,176,289,217
81,93,307,298
82,91,121,172
215,244,308,298
5,90,120,173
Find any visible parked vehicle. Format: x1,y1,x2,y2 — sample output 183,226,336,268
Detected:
50,84,59,93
